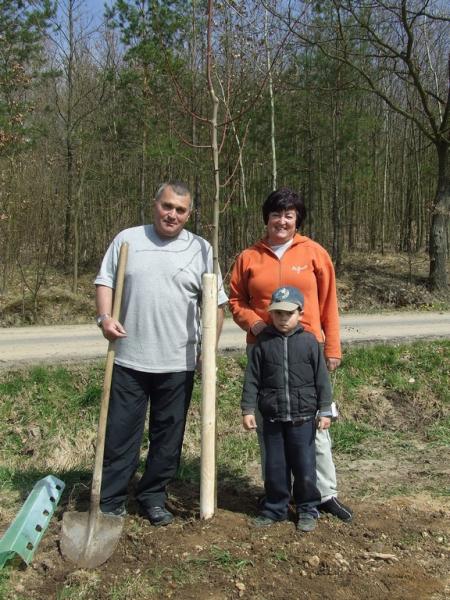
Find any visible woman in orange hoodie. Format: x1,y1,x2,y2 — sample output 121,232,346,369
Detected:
229,187,352,522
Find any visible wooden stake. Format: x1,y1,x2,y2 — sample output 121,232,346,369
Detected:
200,273,217,520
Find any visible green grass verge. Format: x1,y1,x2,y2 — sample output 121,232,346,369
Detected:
1,341,448,486
333,340,450,405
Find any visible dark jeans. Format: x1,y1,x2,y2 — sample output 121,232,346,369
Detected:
100,364,195,510
261,418,321,520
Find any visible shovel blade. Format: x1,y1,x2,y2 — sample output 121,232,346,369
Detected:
60,510,123,568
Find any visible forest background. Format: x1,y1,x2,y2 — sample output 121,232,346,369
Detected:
1,0,449,314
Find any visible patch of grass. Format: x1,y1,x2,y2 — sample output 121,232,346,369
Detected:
162,564,195,585
388,433,417,450
0,570,10,600
334,340,450,420
218,431,259,471
427,417,450,445
177,457,200,483
0,376,26,396
76,382,102,407
423,485,450,498
331,421,381,454
216,361,245,414
210,545,253,572
57,583,100,600
383,483,418,497
102,564,200,599
271,549,289,563
0,566,29,600
398,531,424,547
334,344,398,393
379,471,450,499
0,364,104,461
106,575,158,600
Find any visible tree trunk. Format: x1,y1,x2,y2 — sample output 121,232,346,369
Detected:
306,103,315,240
331,90,342,272
429,141,449,290
63,0,74,271
381,109,390,255
139,66,150,225
140,120,147,225
265,9,277,191
207,0,219,274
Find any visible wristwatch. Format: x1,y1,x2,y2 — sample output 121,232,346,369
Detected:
96,313,111,328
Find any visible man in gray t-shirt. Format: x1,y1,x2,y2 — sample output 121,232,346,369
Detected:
95,181,228,526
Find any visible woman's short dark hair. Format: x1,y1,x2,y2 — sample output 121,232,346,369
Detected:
262,187,306,229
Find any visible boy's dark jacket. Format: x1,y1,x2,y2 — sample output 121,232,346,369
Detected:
242,325,332,421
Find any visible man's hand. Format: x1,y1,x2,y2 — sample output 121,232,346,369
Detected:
326,357,341,371
100,318,127,342
243,414,257,431
317,416,331,431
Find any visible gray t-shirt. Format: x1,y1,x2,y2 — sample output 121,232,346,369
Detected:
95,224,228,373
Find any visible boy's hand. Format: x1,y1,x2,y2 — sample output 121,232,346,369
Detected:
243,414,257,430
317,416,331,431
326,357,341,371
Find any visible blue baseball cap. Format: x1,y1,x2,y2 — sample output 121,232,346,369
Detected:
268,286,304,312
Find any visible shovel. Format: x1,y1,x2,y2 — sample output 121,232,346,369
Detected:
61,242,129,568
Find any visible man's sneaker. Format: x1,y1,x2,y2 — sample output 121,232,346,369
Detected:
144,506,174,527
318,497,353,522
256,493,266,508
101,504,127,517
252,515,277,528
296,513,317,532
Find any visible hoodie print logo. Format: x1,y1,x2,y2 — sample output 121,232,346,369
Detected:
291,265,308,274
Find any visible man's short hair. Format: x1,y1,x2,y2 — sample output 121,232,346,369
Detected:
155,181,192,207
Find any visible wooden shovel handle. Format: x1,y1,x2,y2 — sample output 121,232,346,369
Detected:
90,242,129,511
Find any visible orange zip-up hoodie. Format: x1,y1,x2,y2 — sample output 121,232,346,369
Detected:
229,233,341,359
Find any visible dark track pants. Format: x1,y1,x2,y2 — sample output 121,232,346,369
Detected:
100,364,195,510
261,418,321,520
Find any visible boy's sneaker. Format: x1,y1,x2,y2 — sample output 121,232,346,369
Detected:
296,513,317,532
252,515,277,528
318,497,353,522
143,506,174,527
101,504,127,517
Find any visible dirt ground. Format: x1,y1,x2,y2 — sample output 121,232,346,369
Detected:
6,442,450,600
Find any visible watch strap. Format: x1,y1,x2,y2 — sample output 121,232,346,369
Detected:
96,313,111,327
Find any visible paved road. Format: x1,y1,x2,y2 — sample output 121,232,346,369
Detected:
1,311,449,368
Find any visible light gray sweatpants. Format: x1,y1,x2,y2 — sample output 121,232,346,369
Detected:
248,344,338,502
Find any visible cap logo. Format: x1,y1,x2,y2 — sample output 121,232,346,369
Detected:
277,287,289,300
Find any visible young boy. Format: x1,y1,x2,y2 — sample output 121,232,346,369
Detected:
242,285,333,532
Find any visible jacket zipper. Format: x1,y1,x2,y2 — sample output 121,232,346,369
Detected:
283,336,291,420
265,239,296,286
